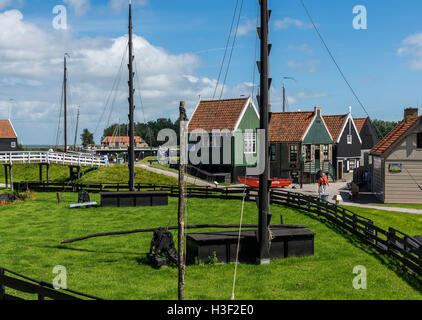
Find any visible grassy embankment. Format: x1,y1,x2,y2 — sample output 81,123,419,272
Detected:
0,192,420,300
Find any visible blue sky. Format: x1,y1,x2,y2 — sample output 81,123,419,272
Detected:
1,0,422,144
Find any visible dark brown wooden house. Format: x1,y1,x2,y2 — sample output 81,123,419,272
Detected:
323,108,362,180
0,120,18,151
354,117,379,166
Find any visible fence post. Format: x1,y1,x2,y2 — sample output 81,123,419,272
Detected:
353,214,358,233
387,228,395,253
0,268,5,300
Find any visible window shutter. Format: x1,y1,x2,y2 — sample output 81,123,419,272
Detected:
328,144,332,162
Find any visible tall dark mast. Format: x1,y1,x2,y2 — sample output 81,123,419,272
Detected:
257,0,271,264
64,55,67,152
128,0,135,191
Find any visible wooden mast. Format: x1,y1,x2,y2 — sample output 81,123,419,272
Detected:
128,0,135,191
178,101,186,300
64,55,67,152
257,0,271,264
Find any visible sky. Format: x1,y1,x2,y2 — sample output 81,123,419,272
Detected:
1,0,422,144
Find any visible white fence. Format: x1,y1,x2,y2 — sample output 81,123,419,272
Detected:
0,152,106,167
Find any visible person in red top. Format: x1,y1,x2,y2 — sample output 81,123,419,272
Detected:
318,172,329,195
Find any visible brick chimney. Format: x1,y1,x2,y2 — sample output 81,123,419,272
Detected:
404,108,418,122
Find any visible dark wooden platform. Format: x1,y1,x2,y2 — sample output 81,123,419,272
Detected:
186,228,315,265
100,191,168,207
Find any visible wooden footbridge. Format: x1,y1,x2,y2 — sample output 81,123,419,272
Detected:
0,151,107,190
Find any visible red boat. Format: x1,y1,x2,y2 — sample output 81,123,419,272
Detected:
238,177,293,188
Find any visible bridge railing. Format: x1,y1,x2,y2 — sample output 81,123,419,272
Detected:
0,152,106,167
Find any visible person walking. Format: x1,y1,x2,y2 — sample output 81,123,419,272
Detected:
318,172,329,196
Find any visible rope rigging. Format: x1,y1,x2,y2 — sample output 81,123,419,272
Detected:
93,42,128,137
219,0,245,100
212,0,240,99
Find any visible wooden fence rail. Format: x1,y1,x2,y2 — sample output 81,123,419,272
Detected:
0,267,103,300
12,181,422,276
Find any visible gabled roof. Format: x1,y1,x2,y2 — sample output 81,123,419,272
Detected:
323,113,362,144
322,114,348,142
269,111,315,142
188,97,255,132
371,116,421,155
0,120,17,138
353,118,368,134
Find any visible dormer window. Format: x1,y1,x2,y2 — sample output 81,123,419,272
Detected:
417,133,422,149
347,135,352,144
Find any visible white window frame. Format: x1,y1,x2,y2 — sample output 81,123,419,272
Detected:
11,141,16,148
244,132,256,154
289,145,298,163
347,134,352,144
323,145,329,160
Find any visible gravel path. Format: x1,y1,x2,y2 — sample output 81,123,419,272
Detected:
135,164,215,187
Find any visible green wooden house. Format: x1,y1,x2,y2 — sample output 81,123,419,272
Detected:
269,107,336,182
187,97,260,183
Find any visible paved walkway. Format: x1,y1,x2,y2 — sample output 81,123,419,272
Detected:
283,181,422,215
135,164,215,187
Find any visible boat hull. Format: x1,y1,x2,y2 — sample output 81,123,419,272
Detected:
238,177,293,188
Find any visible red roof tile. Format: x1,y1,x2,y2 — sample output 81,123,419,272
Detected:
0,120,17,138
353,118,367,134
269,111,315,142
323,114,347,142
188,98,249,132
371,117,420,154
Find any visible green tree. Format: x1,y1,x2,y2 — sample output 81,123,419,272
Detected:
102,117,186,148
372,119,399,140
81,128,95,147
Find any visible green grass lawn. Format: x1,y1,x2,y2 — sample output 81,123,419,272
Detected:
76,164,180,185
342,206,422,236
0,164,93,183
0,164,181,186
369,203,422,211
0,192,421,300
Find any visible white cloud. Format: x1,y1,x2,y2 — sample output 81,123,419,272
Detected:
110,0,148,12
273,17,312,30
287,59,320,73
237,17,256,36
0,9,252,144
285,44,313,55
63,0,90,16
398,32,422,70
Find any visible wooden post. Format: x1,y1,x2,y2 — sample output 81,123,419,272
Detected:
178,101,186,300
0,268,5,300
4,165,8,189
9,165,13,192
56,192,62,204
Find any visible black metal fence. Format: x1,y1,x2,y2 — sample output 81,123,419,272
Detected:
0,267,103,300
12,181,422,276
